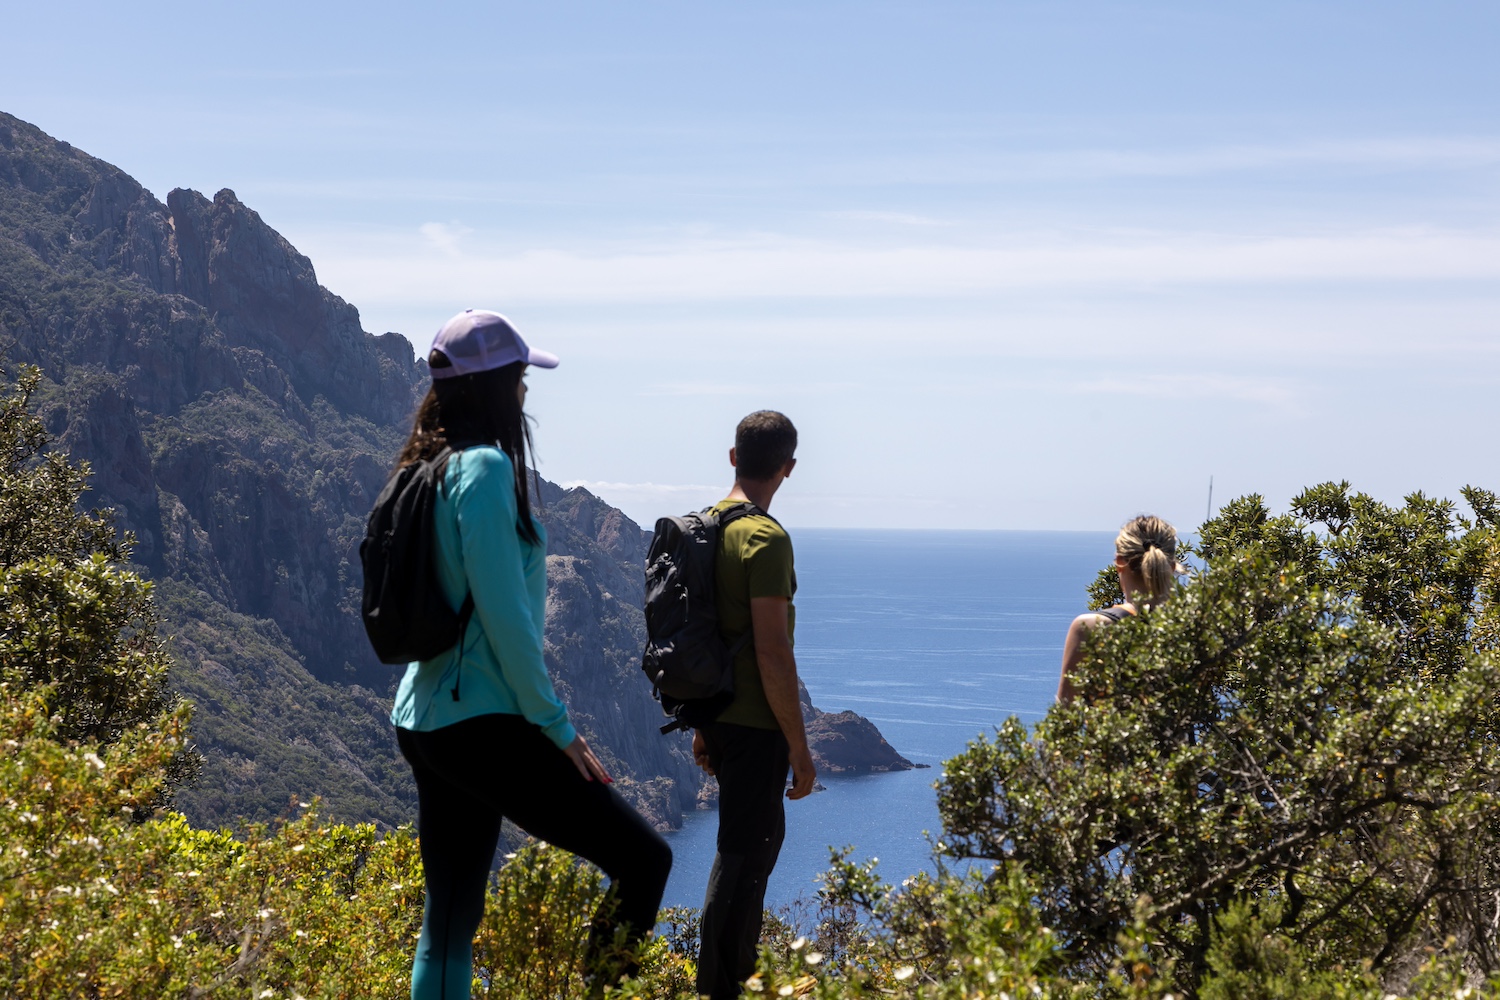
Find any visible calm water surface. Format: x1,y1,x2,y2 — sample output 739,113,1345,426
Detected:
660,528,1114,909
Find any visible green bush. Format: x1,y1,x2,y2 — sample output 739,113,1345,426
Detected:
0,366,190,783
9,351,1500,997
937,484,1500,991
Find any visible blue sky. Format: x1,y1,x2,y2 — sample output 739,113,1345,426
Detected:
5,1,1498,530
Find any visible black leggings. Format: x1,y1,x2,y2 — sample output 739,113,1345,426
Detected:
695,722,790,1000
397,714,672,1000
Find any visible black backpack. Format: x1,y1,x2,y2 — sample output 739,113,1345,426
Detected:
641,502,762,734
360,446,476,665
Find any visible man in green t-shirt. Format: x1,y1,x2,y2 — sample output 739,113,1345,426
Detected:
692,410,816,1000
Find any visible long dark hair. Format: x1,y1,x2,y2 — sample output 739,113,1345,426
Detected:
398,354,541,545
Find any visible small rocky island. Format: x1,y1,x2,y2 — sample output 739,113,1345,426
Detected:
801,680,924,774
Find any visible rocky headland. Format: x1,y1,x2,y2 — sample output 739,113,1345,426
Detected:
0,110,917,833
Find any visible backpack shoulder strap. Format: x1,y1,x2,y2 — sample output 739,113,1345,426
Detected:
426,446,477,635
708,501,770,656
712,500,770,530
433,439,492,494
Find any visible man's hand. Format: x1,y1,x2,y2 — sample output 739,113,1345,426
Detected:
787,744,816,800
692,729,715,776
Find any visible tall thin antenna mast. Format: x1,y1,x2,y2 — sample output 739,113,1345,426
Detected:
1206,475,1214,523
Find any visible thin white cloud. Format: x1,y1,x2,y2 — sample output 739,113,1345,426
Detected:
638,381,859,397
419,222,472,259
635,382,759,397
313,227,1500,308
1068,374,1299,410
974,137,1500,182
826,210,953,227
245,135,1500,202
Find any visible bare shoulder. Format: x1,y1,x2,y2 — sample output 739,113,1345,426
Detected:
1070,611,1111,632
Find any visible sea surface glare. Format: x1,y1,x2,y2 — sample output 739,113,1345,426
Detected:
660,528,1116,910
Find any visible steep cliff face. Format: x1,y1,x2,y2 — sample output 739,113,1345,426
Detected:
0,111,424,686
1,112,430,826
0,110,912,833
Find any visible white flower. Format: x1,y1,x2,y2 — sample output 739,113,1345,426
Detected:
806,952,824,965
790,936,807,951
83,752,105,770
894,966,915,981
292,844,306,852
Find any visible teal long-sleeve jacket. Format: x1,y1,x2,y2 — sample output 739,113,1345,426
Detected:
389,446,577,750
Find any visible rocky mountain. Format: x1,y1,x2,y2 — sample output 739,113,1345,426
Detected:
0,110,914,834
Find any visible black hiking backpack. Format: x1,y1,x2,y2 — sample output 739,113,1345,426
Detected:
641,502,762,734
360,445,476,665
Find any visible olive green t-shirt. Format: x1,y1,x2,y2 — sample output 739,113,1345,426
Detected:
711,499,797,730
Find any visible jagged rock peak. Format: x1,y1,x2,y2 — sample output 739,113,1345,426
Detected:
0,111,426,428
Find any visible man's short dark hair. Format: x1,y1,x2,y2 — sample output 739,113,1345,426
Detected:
735,410,797,482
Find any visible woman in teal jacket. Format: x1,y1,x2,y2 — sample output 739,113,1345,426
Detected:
390,309,671,1000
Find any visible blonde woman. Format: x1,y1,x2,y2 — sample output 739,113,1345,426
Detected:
1057,515,1180,704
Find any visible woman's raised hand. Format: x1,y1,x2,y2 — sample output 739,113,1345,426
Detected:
564,734,613,784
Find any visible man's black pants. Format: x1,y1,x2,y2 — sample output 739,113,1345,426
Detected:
696,721,791,1000
397,714,672,1000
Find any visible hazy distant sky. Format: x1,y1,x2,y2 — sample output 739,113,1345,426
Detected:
5,2,1498,530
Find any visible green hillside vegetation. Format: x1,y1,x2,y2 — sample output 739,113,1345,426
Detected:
0,109,431,830
6,364,1500,997
942,484,1500,990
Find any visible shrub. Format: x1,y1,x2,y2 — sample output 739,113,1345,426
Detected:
937,484,1500,990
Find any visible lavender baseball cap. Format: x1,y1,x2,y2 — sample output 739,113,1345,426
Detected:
428,309,559,380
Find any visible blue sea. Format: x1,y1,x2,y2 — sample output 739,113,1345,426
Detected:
660,529,1116,910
